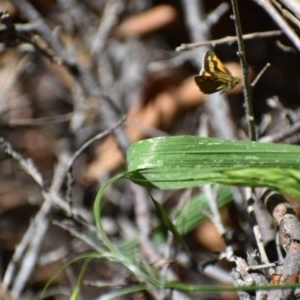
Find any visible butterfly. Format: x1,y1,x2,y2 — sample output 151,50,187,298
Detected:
194,50,241,94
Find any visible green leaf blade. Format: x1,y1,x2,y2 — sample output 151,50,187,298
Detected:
126,136,300,197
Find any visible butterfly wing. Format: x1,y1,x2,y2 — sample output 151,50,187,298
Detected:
202,50,231,75
194,73,225,94
195,50,240,94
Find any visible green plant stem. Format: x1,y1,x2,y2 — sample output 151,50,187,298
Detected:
230,0,257,141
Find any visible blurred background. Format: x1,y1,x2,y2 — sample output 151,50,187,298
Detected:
0,0,300,299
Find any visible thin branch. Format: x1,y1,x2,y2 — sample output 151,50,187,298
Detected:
246,196,274,270
66,115,126,172
278,0,300,20
259,119,300,142
176,30,282,51
253,0,300,52
53,219,105,253
206,3,230,28
0,21,39,33
5,113,73,127
272,0,300,29
91,0,123,56
4,199,52,298
65,115,126,201
231,0,257,140
0,138,44,188
251,62,271,87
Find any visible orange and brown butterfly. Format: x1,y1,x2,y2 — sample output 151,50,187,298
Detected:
194,50,241,94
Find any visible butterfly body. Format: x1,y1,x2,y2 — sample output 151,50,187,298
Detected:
194,50,241,94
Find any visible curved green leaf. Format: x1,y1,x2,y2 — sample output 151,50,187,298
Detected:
125,136,300,198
